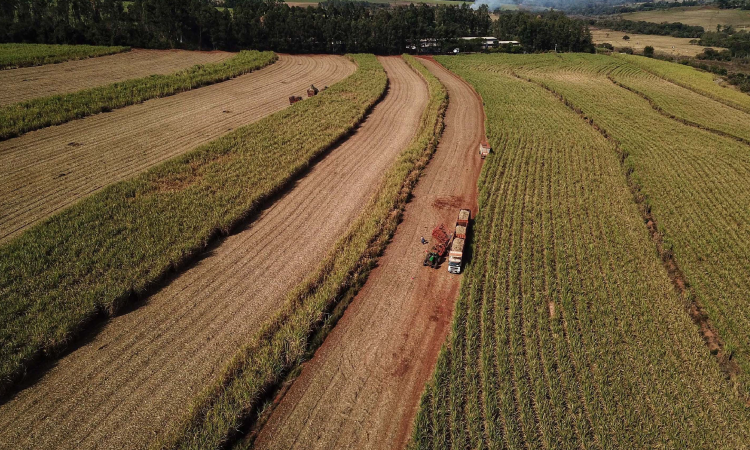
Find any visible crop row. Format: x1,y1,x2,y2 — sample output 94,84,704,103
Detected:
0,54,385,399
608,61,750,143
613,53,750,114
153,54,448,450
409,54,750,449
508,52,750,396
0,43,130,69
0,50,276,140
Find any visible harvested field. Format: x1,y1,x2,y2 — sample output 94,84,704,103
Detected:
0,56,428,450
591,28,715,56
0,48,233,107
0,54,353,243
252,56,483,450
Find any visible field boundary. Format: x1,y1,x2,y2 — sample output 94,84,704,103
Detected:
0,54,385,401
607,74,750,147
513,70,742,386
0,50,276,141
151,55,448,450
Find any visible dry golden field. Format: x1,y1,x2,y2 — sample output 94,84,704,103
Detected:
622,6,750,31
592,28,724,56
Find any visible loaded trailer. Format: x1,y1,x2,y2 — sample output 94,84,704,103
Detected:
448,209,471,274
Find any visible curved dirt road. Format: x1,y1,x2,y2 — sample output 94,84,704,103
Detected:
0,48,233,107
0,56,428,450
0,54,354,243
252,57,485,450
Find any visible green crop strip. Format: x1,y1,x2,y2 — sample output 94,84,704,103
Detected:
606,58,750,144
409,54,750,449
505,53,750,397
0,43,131,69
0,50,276,140
0,54,385,399
152,55,447,450
613,53,750,114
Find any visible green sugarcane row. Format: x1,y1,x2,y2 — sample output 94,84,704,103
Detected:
0,43,130,69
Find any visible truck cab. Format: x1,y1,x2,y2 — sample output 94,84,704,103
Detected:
447,238,465,274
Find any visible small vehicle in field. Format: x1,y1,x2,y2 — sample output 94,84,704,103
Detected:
289,95,303,105
479,142,491,159
307,84,319,97
423,224,453,269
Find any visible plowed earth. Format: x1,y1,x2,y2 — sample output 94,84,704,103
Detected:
252,57,484,450
0,56,428,450
0,48,233,107
0,54,354,243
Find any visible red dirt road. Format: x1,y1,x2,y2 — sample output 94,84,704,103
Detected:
253,57,485,450
0,48,233,107
0,56,428,450
0,54,354,243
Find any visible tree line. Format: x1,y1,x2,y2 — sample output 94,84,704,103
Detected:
717,0,750,10
700,30,750,57
592,19,704,38
566,0,707,16
1,0,592,54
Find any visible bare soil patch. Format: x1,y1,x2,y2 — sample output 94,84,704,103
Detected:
0,56,428,450
252,56,485,450
0,49,234,107
0,54,354,243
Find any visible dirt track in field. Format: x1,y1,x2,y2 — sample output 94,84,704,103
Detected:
0,48,234,107
0,54,354,243
253,57,484,450
0,56,428,450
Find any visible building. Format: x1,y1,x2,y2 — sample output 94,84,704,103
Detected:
460,36,499,50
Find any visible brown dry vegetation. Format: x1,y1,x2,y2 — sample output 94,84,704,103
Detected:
0,56,428,450
591,28,716,56
252,56,484,450
0,49,233,107
621,6,750,31
0,54,353,243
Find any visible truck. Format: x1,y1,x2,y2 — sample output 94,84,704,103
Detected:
479,142,491,159
289,95,303,105
448,209,471,274
307,84,319,97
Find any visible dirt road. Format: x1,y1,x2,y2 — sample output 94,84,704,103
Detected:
0,56,428,450
0,54,354,243
252,57,485,450
0,49,234,107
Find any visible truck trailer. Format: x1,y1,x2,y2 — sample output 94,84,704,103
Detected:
448,209,471,274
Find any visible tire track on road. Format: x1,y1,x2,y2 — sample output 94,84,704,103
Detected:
252,56,485,450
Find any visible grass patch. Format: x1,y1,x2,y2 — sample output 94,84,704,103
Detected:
0,54,385,399
152,54,447,450
0,50,276,141
0,43,130,69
